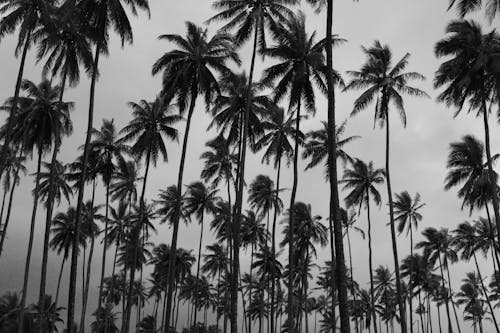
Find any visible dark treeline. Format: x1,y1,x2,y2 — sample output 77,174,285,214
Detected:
0,0,500,333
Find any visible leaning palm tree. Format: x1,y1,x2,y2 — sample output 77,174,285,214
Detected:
119,97,181,332
261,13,332,328
341,158,384,333
66,0,150,327
12,78,73,331
91,118,128,312
0,0,55,180
152,22,239,331
435,20,500,249
345,41,428,332
393,191,425,333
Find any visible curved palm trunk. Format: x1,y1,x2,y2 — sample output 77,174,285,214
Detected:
98,181,111,313
193,211,205,329
123,148,151,333
366,191,378,333
164,86,198,333
67,43,101,333
0,150,23,261
325,2,350,332
383,108,407,333
18,145,44,333
0,29,32,180
270,159,281,333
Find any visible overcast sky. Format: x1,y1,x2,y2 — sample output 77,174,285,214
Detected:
0,0,498,332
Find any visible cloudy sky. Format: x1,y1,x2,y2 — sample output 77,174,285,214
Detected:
0,0,498,331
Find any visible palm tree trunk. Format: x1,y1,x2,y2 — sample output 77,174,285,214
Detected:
18,144,44,333
437,257,453,333
481,87,500,252
327,203,336,333
67,42,101,333
123,147,151,333
0,29,32,180
484,205,500,269
437,304,442,333
443,261,461,333
38,73,68,332
193,210,205,329
472,253,500,333
98,181,111,313
0,150,23,261
409,227,414,333
0,186,8,226
325,2,350,332
346,226,359,333
366,191,378,333
383,106,407,333
270,158,281,333
164,84,198,333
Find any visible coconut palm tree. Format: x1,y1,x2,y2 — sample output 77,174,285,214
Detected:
66,0,150,326
184,181,219,327
262,13,331,328
447,0,500,20
152,23,240,330
435,20,500,249
119,97,181,332
12,78,73,330
456,273,487,333
91,118,128,312
0,0,55,181
302,120,359,176
345,41,428,332
452,221,500,331
417,228,461,333
393,191,425,333
203,243,228,331
110,158,141,204
91,303,119,333
341,158,384,332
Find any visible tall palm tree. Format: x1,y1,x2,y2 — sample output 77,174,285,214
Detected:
0,0,55,181
184,181,219,327
345,41,428,332
452,221,500,332
66,0,150,327
119,97,181,332
435,20,500,249
262,13,331,329
152,22,239,331
12,78,73,331
302,120,359,176
254,107,297,328
341,158,384,333
91,118,128,313
393,191,425,333
417,228,461,333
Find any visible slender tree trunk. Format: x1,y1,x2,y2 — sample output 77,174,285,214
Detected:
67,43,101,333
383,107,406,333
325,2,350,332
18,145,44,333
55,257,66,306
98,182,111,312
38,74,68,333
248,243,255,333
443,261,461,333
366,192,378,333
164,85,198,333
328,203,336,333
0,29,32,180
346,226,359,332
0,150,23,261
409,227,414,333
473,253,499,333
437,257,453,333
230,20,259,333
437,304,442,333
0,187,8,226
270,158,281,333
123,148,151,333
193,211,205,330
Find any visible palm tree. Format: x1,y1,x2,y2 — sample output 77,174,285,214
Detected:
203,243,228,331
393,191,425,333
435,20,500,250
345,41,428,332
91,118,128,312
91,304,119,333
262,13,331,329
417,228,461,333
452,221,500,331
302,120,359,177
66,0,150,326
12,78,73,330
152,22,239,331
0,0,55,180
119,97,181,332
201,134,238,196
447,0,500,21
341,158,384,333
456,273,487,333
110,158,141,204
184,181,219,327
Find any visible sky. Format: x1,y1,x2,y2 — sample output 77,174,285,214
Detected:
0,0,499,332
